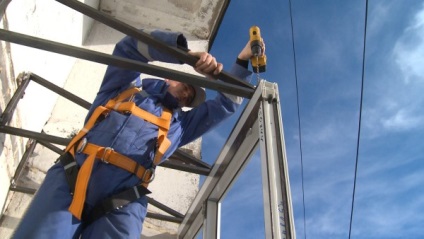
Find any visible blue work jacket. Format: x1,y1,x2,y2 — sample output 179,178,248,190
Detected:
74,30,252,207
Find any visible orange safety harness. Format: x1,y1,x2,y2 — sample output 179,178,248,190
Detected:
64,87,172,220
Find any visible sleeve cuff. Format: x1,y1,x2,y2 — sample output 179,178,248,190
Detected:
236,58,249,69
138,30,187,64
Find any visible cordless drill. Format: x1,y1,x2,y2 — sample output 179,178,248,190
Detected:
249,26,266,73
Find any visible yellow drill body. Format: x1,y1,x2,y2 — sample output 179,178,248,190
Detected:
249,26,266,73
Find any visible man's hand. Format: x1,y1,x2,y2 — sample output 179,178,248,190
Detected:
189,51,223,79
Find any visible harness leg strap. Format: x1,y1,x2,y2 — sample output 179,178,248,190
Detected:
58,152,79,194
85,185,151,225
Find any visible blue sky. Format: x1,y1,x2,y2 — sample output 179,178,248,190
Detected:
199,1,424,238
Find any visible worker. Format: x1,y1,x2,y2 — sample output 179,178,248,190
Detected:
12,28,264,239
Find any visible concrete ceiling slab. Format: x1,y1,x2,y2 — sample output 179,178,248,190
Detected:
99,0,229,42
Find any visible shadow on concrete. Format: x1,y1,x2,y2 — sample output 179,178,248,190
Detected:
83,21,125,48
0,214,20,230
16,165,41,190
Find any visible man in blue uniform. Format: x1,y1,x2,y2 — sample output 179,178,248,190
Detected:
13,29,261,238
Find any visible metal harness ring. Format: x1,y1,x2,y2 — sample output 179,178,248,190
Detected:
142,168,155,183
76,138,88,154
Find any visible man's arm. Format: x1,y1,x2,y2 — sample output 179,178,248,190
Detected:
177,40,264,146
98,30,188,95
86,30,188,121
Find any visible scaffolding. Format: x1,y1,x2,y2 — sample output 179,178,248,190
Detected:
0,0,295,238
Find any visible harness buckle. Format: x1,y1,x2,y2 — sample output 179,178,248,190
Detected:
76,138,87,154
101,147,114,164
142,168,155,183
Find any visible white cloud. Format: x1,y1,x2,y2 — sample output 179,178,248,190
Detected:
368,1,396,40
351,171,424,238
381,108,424,131
295,153,424,238
362,4,424,137
352,196,424,238
394,6,424,83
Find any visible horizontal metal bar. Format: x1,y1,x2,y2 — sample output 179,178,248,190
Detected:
1,126,210,175
37,140,65,155
56,0,254,90
0,29,254,98
29,73,91,110
161,160,210,176
0,73,31,126
171,149,211,170
147,196,184,219
146,212,183,224
0,126,71,145
9,185,37,195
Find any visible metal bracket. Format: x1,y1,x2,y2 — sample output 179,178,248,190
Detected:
261,80,278,103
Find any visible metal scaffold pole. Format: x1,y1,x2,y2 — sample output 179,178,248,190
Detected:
258,81,295,239
177,80,295,239
203,199,220,239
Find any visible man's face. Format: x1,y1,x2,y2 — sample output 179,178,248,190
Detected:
166,80,195,107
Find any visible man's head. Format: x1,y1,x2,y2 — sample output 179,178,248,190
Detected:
165,79,206,108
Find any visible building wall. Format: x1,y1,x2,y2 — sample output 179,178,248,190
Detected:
0,0,99,234
0,21,24,217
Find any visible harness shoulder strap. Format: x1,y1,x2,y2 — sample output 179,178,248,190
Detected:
153,108,172,165
65,106,109,154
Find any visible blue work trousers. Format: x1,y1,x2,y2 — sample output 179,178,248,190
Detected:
12,163,148,239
